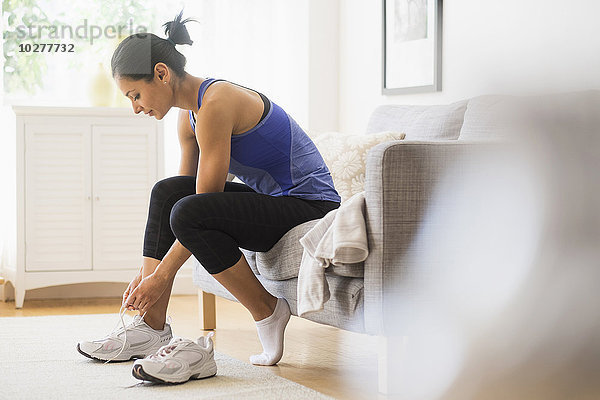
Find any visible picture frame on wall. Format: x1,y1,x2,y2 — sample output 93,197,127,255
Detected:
382,0,443,94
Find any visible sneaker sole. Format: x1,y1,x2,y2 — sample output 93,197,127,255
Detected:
76,343,146,363
132,363,217,384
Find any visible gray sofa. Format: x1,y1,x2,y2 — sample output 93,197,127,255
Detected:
190,90,598,394
190,96,507,336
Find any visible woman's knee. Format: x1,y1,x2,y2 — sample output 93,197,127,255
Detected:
169,195,204,237
150,176,194,202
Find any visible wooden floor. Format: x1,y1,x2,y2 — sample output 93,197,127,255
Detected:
0,295,386,400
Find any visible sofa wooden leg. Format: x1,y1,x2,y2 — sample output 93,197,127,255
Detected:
378,335,408,395
197,289,216,330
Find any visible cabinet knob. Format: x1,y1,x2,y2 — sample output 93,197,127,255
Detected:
95,196,100,201
87,196,91,200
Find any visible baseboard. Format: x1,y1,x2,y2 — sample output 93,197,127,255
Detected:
171,266,197,295
0,265,197,302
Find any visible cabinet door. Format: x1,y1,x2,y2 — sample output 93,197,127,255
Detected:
24,123,92,272
92,125,157,270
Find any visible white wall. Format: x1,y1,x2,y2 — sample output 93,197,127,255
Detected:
308,0,340,133
339,0,600,134
181,0,310,128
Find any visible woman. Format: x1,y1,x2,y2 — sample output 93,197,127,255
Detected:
77,11,340,374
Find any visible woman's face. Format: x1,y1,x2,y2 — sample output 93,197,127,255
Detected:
116,67,172,120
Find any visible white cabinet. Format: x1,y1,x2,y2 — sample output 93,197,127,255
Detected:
24,123,92,272
90,125,158,271
2,107,164,307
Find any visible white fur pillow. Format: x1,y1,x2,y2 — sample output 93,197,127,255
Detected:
310,131,405,202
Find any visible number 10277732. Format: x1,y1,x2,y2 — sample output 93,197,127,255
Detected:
18,43,75,53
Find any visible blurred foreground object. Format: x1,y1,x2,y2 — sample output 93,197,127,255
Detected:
384,90,600,400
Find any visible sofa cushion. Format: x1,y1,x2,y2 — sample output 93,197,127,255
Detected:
240,219,365,280
253,220,316,280
460,92,600,141
459,95,524,141
240,248,259,275
365,100,468,140
192,263,366,333
310,131,405,202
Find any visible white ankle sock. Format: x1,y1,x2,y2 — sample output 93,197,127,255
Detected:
250,297,291,366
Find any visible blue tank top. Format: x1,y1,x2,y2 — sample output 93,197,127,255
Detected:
189,78,341,202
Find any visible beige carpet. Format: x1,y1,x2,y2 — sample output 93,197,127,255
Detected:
0,314,334,400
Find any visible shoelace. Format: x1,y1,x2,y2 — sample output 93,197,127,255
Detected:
148,338,188,361
103,305,147,364
147,332,215,362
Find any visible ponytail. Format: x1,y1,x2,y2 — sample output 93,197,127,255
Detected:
111,10,197,82
162,10,196,46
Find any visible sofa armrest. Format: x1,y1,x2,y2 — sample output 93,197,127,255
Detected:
362,140,477,335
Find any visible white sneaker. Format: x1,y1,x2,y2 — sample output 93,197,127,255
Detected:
77,315,173,362
132,333,217,384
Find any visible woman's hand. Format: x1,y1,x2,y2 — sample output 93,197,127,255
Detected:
122,269,143,309
124,272,169,315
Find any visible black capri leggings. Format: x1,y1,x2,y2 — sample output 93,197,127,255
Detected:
142,176,340,274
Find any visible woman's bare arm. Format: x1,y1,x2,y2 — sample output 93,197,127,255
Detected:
193,96,233,194
177,109,200,176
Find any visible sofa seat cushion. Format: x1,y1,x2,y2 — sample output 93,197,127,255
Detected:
240,248,259,275
192,263,366,333
239,219,365,280
366,100,468,140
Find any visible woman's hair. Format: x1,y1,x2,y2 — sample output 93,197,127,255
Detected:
111,10,196,82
